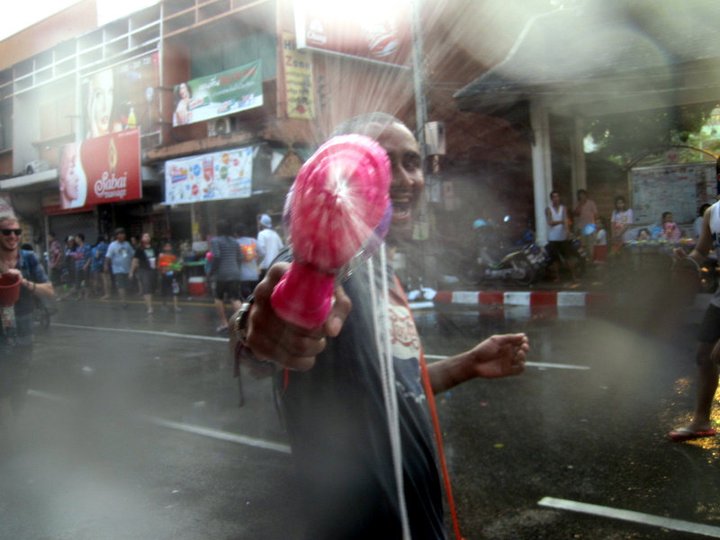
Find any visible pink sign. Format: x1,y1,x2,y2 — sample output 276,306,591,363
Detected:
57,129,142,211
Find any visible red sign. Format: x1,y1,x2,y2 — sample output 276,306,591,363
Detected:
57,129,142,211
294,1,411,66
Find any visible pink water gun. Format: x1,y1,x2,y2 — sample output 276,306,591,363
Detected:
270,134,391,329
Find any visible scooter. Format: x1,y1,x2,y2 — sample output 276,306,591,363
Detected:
461,217,549,286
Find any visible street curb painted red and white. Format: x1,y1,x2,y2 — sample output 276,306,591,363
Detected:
432,290,610,308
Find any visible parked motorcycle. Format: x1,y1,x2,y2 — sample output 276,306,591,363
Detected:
458,217,549,286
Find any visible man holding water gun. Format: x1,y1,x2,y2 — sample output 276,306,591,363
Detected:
230,113,529,539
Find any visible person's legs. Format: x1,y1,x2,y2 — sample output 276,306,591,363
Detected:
669,304,720,440
691,341,719,430
215,281,229,331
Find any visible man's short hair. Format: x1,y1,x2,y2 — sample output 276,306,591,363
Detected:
331,112,408,138
114,227,126,237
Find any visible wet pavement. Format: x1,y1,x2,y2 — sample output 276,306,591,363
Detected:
1,288,718,539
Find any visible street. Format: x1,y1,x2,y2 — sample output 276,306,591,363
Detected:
1,294,719,540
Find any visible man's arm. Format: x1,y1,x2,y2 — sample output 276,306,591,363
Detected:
426,333,529,394
685,207,714,262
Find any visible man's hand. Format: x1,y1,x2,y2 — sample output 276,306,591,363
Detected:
466,333,529,379
241,262,352,372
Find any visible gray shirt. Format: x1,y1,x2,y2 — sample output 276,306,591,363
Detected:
210,235,243,281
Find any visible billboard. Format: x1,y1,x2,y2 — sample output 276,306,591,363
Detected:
83,53,160,139
172,61,264,127
294,0,411,66
164,146,255,205
282,32,315,119
57,129,142,211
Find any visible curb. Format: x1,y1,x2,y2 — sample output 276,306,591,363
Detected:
433,290,610,308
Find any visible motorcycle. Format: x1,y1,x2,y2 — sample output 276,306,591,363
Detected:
460,217,549,286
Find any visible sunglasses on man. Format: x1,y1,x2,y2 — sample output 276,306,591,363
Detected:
1,229,22,236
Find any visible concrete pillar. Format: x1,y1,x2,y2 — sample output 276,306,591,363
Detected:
570,116,587,205
530,99,553,246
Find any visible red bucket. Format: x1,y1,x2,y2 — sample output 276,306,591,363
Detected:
0,273,21,308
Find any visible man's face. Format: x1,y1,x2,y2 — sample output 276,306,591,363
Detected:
0,219,21,253
551,192,560,206
365,122,424,244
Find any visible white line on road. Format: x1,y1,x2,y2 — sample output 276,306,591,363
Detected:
143,416,292,454
424,354,590,370
539,497,720,538
28,389,291,455
53,323,227,342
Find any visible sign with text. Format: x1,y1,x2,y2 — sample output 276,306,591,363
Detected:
164,146,255,205
56,130,142,212
172,61,264,127
294,1,411,66
283,32,315,119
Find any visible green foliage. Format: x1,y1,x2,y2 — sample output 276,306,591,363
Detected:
587,103,716,164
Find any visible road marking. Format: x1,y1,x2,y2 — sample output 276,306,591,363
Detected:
424,354,590,370
28,389,291,455
539,497,720,538
143,416,292,454
53,323,227,342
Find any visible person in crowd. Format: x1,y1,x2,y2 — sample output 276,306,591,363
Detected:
0,214,55,439
59,235,77,300
610,195,634,254
234,222,259,301
47,231,64,287
72,233,92,300
545,190,577,281
104,228,134,308
668,201,720,442
91,234,110,299
661,211,682,242
256,214,284,281
230,113,529,539
636,228,652,241
593,216,608,263
129,232,157,315
694,203,711,239
158,241,182,313
210,219,243,334
573,189,598,261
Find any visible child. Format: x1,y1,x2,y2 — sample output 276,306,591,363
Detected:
661,211,682,242
158,241,182,312
593,217,608,263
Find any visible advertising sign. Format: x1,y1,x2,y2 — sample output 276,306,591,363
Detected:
57,129,142,212
294,0,411,66
282,32,315,119
164,146,255,205
172,61,264,127
83,52,160,139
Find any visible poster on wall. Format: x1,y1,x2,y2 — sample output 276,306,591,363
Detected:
283,32,315,119
172,61,264,127
293,0,411,66
164,146,255,205
83,52,160,139
57,129,142,212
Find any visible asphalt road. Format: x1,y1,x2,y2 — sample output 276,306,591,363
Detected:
1,293,718,540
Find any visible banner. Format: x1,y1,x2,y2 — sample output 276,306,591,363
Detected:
172,61,264,127
283,32,315,119
294,1,411,66
164,146,255,205
83,53,160,139
57,129,142,211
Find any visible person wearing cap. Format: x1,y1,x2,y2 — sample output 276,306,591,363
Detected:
0,214,54,437
104,228,134,308
256,213,283,281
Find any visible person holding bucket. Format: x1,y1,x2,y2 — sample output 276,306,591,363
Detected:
0,214,55,439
